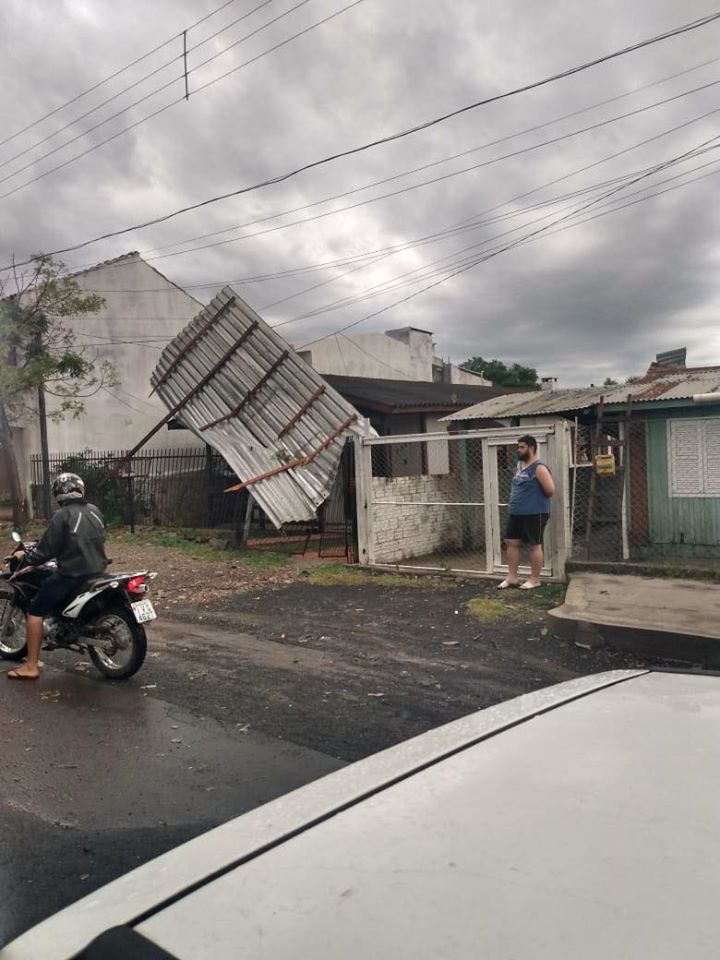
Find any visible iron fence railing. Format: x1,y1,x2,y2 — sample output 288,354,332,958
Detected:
30,444,358,560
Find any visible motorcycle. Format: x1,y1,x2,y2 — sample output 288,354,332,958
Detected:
0,532,158,679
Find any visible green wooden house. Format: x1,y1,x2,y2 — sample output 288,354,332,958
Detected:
443,352,720,562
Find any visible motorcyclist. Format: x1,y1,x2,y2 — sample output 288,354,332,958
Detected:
7,473,108,680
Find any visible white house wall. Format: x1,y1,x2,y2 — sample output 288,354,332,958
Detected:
26,255,203,457
299,328,435,381
448,366,493,386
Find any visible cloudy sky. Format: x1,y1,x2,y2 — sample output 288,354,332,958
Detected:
2,0,719,385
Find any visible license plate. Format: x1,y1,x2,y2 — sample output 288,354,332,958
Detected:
132,600,157,623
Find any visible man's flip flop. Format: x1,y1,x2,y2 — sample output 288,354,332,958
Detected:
497,580,520,590
520,582,542,590
7,670,39,681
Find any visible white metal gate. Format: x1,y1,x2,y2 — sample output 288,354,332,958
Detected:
354,421,571,580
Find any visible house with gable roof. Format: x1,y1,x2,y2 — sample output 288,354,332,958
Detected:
2,252,203,508
444,349,720,561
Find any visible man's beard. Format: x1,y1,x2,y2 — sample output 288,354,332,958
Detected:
519,451,531,462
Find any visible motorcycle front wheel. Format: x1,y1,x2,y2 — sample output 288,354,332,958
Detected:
0,589,27,661
87,607,147,679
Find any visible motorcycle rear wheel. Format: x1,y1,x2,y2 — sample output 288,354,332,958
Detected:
87,607,147,679
0,590,27,661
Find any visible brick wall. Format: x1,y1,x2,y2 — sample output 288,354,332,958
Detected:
371,475,463,563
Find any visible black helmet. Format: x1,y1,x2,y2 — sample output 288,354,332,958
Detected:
52,472,85,504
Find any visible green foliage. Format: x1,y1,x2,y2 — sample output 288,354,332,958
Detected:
604,376,641,387
0,255,117,421
463,356,539,388
58,453,128,524
466,597,507,622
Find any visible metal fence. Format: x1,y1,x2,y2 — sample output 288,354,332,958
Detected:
243,444,357,560
31,448,246,530
570,419,720,568
355,415,720,580
355,424,570,579
30,445,358,560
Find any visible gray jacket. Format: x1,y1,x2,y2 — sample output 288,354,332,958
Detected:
28,501,108,577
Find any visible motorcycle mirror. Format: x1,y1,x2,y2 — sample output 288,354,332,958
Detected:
11,531,22,544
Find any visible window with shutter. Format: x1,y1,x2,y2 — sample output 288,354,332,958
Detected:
703,419,720,496
668,418,720,497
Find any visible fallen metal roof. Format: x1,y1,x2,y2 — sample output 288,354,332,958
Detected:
151,288,366,526
443,366,720,421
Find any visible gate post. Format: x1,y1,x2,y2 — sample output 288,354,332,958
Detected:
353,419,374,566
550,420,571,580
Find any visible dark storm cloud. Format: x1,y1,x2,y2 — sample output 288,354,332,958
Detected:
1,0,719,385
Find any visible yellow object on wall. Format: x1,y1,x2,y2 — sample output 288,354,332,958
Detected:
594,453,616,477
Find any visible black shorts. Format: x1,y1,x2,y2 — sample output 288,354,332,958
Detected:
506,513,549,546
28,573,87,617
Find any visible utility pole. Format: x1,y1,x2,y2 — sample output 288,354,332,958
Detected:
1,299,27,527
37,384,52,519
32,310,53,519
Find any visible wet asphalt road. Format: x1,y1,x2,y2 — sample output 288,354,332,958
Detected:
0,634,342,950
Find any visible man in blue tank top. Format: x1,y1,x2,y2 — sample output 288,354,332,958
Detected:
498,435,556,591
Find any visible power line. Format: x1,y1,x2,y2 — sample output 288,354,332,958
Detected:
6,8,719,270
139,54,720,257
48,48,720,287
294,147,720,323
68,166,705,295
0,0,243,150
73,146,720,350
295,130,720,348
61,78,720,286
141,82,720,265
541,153,720,233
102,386,161,415
41,102,720,328
0,0,279,177
0,0,368,208
255,177,642,313
0,0,314,191
72,151,720,387
78,152,720,363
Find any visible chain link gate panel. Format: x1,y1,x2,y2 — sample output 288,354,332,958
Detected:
354,422,570,579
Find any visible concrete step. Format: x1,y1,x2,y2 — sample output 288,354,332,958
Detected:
549,572,720,667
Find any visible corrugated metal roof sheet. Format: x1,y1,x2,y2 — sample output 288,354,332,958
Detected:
443,366,720,421
151,288,366,527
442,387,607,420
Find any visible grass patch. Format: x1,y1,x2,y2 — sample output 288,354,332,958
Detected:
466,597,508,622
307,564,454,589
106,529,288,569
516,582,566,610
467,583,566,622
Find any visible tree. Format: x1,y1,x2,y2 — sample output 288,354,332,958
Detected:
0,255,117,526
463,356,539,388
604,376,642,387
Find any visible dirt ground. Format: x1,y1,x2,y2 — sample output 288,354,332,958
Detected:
2,528,648,761
101,532,645,761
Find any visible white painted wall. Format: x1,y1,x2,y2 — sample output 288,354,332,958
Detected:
449,366,493,386
299,327,433,380
424,414,450,475
24,255,203,458
371,474,464,563
299,327,491,385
